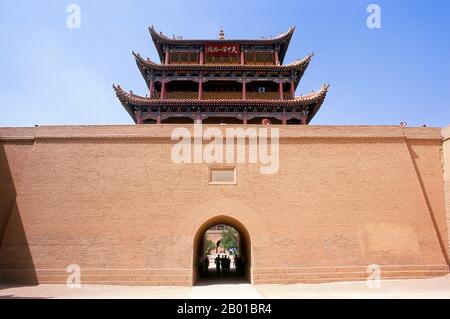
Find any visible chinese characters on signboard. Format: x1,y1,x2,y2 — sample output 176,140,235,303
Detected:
204,43,240,56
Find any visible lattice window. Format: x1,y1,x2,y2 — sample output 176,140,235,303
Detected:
169,51,198,64
245,52,274,65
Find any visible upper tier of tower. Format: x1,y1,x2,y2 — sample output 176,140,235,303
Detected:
149,26,295,65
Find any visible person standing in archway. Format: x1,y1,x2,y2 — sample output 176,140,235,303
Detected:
203,255,210,274
215,254,221,274
220,255,228,274
222,255,228,274
235,254,243,275
239,256,245,275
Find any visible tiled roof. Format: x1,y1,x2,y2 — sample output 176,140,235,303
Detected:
113,83,329,124
132,51,313,73
149,25,295,45
149,26,295,64
113,84,329,108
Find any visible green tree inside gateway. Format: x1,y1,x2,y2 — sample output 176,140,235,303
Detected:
203,237,215,256
221,227,239,252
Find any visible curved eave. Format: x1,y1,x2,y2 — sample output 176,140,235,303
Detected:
133,51,312,74
113,83,329,124
149,26,295,64
305,84,330,124
112,85,137,122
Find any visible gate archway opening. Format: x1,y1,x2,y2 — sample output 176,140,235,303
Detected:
193,215,252,285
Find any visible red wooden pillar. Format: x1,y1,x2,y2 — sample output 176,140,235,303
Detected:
290,81,295,99
199,50,205,64
242,78,247,100
161,80,166,100
243,110,248,125
165,50,170,65
240,51,245,65
198,79,203,100
279,81,284,100
136,111,143,125
149,78,154,98
301,113,307,125
274,51,280,66
196,110,202,124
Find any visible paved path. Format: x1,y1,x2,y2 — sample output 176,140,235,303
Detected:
0,284,191,299
187,283,263,299
255,275,450,299
1,275,449,299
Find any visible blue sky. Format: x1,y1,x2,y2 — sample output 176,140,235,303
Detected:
0,0,449,127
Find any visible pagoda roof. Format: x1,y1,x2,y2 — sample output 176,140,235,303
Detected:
149,26,295,64
113,84,329,124
133,51,313,73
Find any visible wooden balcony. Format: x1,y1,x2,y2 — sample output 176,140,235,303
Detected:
165,92,198,99
246,92,279,100
202,92,243,100
160,91,295,100
284,93,294,100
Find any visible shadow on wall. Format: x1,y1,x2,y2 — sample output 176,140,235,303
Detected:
405,140,450,266
0,143,37,286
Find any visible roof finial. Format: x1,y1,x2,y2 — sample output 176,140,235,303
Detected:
218,27,225,40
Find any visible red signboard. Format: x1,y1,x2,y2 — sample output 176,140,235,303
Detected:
204,43,240,56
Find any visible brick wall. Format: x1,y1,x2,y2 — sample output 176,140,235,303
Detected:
442,126,450,256
0,125,448,285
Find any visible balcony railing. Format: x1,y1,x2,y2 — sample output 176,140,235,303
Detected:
284,93,294,100
158,91,295,100
165,92,198,99
246,92,279,100
202,92,243,100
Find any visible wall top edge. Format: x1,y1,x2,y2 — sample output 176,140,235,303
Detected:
0,125,445,142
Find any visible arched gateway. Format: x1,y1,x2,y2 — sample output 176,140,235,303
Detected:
192,215,252,285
